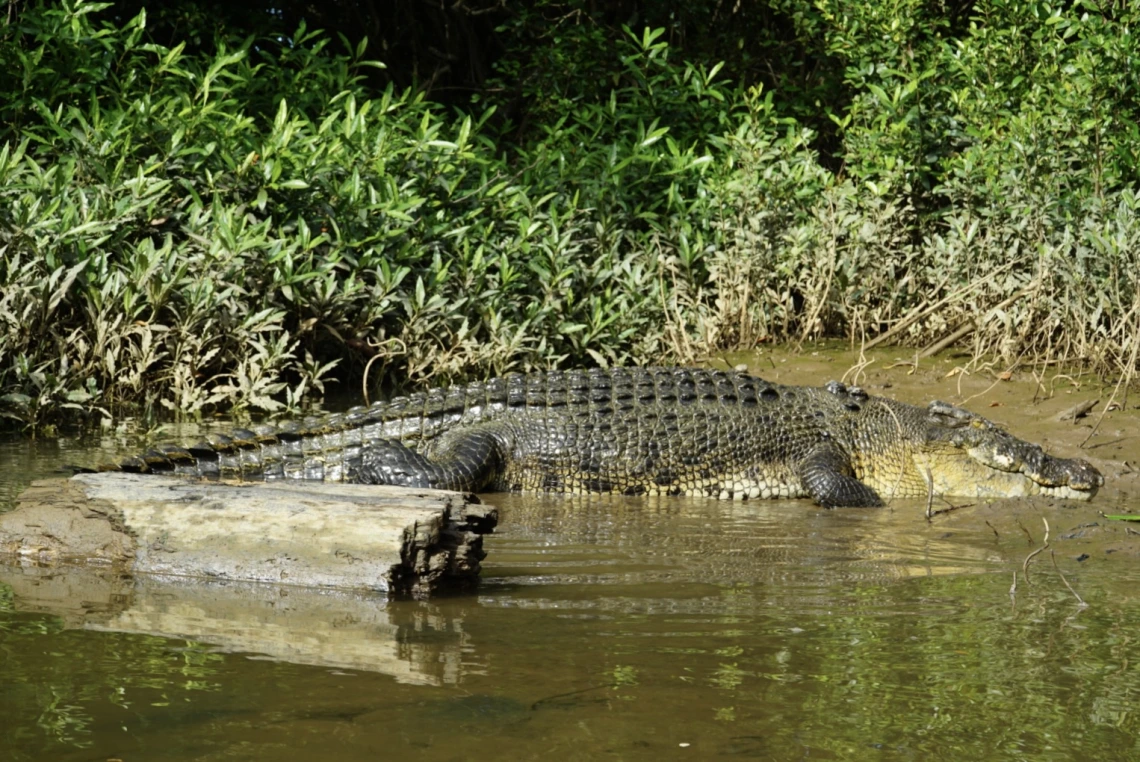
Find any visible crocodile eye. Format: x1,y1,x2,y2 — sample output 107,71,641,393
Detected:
926,401,973,428
928,412,964,428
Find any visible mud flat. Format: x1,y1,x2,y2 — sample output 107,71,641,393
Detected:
0,473,497,598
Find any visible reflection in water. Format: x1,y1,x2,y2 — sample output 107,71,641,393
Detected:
0,568,476,685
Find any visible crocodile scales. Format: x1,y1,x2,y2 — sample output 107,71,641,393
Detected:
102,367,1103,507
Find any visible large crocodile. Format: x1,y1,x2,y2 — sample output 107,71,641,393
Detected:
100,367,1103,507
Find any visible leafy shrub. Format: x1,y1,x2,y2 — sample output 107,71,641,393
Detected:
2,0,1139,433
0,6,741,429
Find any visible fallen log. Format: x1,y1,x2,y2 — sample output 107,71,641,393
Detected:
0,473,497,598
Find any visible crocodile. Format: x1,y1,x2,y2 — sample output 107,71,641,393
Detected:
99,367,1103,507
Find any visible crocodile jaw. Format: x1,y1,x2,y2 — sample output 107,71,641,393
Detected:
911,449,1101,502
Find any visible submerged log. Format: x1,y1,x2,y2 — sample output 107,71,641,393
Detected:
0,473,497,598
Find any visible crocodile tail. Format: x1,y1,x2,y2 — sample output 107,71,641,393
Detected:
82,428,278,480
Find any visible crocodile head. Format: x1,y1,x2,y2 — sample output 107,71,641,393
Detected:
907,401,1103,501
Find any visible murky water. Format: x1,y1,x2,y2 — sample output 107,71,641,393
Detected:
3,355,1140,761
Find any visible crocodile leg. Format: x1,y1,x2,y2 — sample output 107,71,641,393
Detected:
353,429,506,492
795,444,883,508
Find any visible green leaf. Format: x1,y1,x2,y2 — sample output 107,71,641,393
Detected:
274,98,289,131
866,83,893,111
0,393,33,409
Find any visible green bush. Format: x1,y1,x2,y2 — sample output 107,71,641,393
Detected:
0,6,743,430
2,0,1139,432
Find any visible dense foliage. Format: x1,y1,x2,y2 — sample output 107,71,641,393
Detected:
2,0,1139,430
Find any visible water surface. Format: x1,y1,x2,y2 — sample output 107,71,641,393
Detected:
2,356,1139,761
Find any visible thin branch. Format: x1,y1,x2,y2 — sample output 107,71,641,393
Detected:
1082,285,1140,447
1050,549,1087,607
1015,517,1034,546
919,321,976,359
1022,516,1050,585
1022,543,1046,585
862,263,1019,351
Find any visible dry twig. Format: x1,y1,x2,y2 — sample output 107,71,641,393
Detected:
1050,549,1086,607
1015,517,1034,546
1022,516,1050,585
861,265,1016,351
1081,288,1140,447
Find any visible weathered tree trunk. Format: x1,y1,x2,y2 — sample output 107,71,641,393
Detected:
0,473,497,598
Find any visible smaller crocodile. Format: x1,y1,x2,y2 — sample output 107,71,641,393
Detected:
95,367,1103,507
